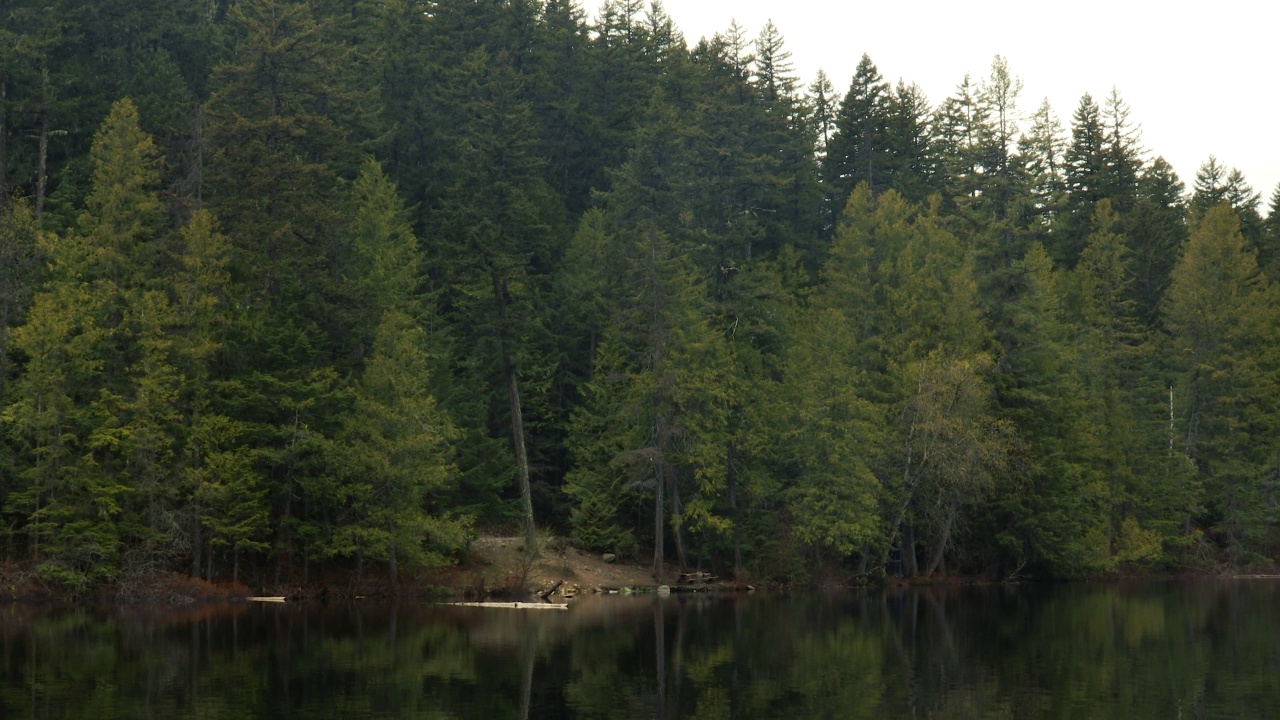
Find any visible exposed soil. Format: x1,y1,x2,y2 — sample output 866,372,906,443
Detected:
462,536,659,599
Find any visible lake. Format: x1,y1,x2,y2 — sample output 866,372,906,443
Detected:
1,580,1277,718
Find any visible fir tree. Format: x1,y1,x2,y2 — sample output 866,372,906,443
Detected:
1163,204,1279,562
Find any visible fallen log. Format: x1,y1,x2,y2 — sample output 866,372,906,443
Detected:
539,580,564,600
451,602,569,610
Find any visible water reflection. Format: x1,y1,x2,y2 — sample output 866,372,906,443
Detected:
0,582,1277,718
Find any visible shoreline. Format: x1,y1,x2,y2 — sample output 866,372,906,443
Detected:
0,538,1270,605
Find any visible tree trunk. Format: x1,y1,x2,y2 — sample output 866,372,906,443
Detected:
35,66,49,220
670,469,688,571
191,494,202,578
388,536,398,585
492,269,537,557
727,440,741,577
902,524,918,577
924,502,957,578
505,360,537,556
517,627,535,720
653,442,664,579
0,79,8,207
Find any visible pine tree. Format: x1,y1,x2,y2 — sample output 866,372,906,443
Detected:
204,0,356,333
1191,158,1264,247
1191,156,1228,213
977,55,1023,219
1263,182,1280,280
1099,89,1143,213
335,308,467,582
994,242,1097,574
809,69,837,161
171,208,252,580
932,75,994,217
1058,93,1105,266
776,305,884,561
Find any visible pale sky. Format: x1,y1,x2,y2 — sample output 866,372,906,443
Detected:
649,0,1280,211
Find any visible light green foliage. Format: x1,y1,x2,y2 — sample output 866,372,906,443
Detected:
3,99,167,585
1162,204,1280,561
335,309,468,577
777,307,884,557
325,161,468,579
814,184,1009,573
0,200,40,405
348,159,421,315
188,414,267,582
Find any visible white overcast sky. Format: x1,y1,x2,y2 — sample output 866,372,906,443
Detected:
648,0,1280,209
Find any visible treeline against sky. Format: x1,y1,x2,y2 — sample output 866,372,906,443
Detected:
1,0,1278,589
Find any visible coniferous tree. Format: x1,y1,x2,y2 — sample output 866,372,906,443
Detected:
430,48,561,554
882,81,936,204
171,209,261,581
1099,89,1143,214
1017,98,1067,245
808,69,837,159
1263,182,1280,280
1163,204,1279,562
994,242,1093,574
4,99,164,587
824,55,890,219
326,160,468,582
977,56,1022,220
204,0,360,579
1067,200,1162,568
1127,157,1187,325
776,305,884,563
1191,158,1264,249
0,199,39,406
932,75,993,217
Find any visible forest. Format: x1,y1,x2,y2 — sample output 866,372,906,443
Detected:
0,0,1278,592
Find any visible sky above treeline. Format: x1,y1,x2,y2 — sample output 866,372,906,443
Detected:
655,0,1280,209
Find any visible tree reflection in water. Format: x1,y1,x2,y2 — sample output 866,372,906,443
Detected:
0,582,1278,718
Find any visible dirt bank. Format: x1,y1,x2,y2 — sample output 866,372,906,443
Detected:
462,536,659,598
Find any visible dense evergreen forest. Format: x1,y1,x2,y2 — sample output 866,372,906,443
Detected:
1,0,1278,591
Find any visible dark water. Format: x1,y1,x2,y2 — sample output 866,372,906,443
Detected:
2,581,1278,719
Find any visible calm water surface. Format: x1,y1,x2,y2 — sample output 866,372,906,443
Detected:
1,581,1278,718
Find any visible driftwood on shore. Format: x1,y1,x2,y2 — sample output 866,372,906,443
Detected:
451,602,569,610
